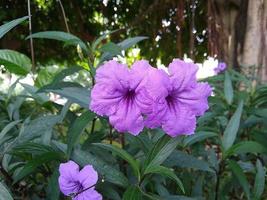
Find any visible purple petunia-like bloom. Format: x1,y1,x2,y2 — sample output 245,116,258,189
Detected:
58,161,102,200
90,60,152,135
144,59,212,137
214,62,227,74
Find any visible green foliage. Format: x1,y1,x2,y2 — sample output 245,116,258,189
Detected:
0,16,267,200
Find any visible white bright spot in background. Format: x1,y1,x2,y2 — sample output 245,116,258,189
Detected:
155,35,161,42
162,19,171,27
102,0,109,6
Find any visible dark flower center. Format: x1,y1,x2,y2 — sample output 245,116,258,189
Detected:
124,89,136,102
165,94,177,111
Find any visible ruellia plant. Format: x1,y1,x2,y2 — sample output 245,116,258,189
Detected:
0,16,267,200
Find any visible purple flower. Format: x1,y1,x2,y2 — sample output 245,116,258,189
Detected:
58,161,102,200
145,59,212,137
214,62,227,74
90,60,152,135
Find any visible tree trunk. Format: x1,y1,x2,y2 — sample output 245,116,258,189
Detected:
238,0,267,82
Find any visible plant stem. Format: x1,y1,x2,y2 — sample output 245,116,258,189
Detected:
57,0,70,33
109,125,113,144
27,0,35,71
90,117,97,134
215,161,224,200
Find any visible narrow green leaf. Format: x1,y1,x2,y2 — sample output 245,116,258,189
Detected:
71,148,129,188
225,141,267,158
145,165,184,193
222,100,244,151
0,182,13,200
20,83,49,104
0,16,28,38
67,111,95,157
46,170,60,200
50,66,83,85
0,120,21,142
183,131,217,146
13,152,62,183
144,135,180,174
118,36,148,50
224,71,234,104
11,142,55,155
228,160,251,200
94,143,140,179
100,42,122,56
38,82,90,108
18,115,61,143
165,150,213,172
123,186,142,200
27,31,88,52
92,29,120,51
0,49,31,75
253,159,265,199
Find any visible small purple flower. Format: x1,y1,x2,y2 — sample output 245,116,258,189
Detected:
214,62,227,74
90,60,152,135
58,161,102,200
145,59,212,137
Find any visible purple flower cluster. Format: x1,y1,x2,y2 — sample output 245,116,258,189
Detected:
90,59,212,137
58,161,102,200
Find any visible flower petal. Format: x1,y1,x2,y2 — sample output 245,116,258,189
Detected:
90,60,130,116
130,60,152,90
58,161,80,195
109,100,144,135
74,188,102,200
177,82,212,116
95,60,130,88
78,165,98,189
162,108,196,137
90,84,122,116
168,59,198,91
145,68,171,101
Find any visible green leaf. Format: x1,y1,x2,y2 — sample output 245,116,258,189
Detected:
67,111,95,157
165,150,213,172
13,151,62,183
49,66,83,85
118,36,148,50
0,16,28,39
253,159,265,199
183,131,217,146
20,83,49,104
11,142,55,156
100,42,122,56
0,120,21,142
144,165,184,193
123,186,142,200
92,29,120,51
18,115,61,143
222,100,244,151
27,31,88,52
143,135,180,174
225,141,267,158
46,170,60,200
0,182,13,200
0,49,31,75
38,82,90,108
71,148,129,188
224,71,234,104
94,143,140,180
228,160,251,200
